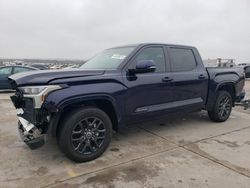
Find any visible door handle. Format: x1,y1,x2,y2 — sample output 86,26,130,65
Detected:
162,77,173,82
198,74,206,79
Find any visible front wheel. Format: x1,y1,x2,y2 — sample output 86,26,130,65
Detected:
58,107,112,162
208,91,233,122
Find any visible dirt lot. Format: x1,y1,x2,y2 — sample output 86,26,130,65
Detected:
0,81,250,188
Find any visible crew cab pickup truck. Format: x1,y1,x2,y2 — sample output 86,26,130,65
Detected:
9,43,245,162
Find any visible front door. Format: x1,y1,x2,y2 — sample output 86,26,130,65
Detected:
122,45,174,122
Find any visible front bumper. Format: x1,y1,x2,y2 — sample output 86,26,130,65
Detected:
11,91,48,149
18,119,46,149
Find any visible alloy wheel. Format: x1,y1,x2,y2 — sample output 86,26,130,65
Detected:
71,117,106,155
218,96,231,119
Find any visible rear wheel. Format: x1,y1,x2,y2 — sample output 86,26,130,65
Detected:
208,91,233,122
58,107,112,162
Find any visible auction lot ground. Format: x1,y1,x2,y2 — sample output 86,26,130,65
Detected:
0,80,250,188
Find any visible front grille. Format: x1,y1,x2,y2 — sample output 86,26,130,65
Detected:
20,98,36,124
11,92,37,124
10,94,23,109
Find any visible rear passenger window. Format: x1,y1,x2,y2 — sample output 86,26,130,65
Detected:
169,48,197,72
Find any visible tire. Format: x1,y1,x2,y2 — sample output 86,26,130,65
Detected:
58,107,112,162
208,91,233,122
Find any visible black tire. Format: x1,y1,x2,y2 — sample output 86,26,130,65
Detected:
58,107,112,162
208,91,233,122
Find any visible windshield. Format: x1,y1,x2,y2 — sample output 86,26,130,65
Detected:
80,47,135,70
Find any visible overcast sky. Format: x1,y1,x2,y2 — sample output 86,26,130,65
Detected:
0,0,249,62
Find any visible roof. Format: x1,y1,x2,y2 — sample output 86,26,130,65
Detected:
110,43,195,49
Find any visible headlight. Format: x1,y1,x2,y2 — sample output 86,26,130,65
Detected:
18,85,62,108
19,86,47,95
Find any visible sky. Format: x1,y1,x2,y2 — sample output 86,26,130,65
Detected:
0,0,249,62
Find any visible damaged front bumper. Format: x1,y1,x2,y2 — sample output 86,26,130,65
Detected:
9,83,64,150
17,109,46,149
18,119,46,150
11,92,50,150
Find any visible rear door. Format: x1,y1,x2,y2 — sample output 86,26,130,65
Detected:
167,46,208,110
0,67,13,89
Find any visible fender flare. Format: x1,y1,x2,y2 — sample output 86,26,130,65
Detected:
215,81,236,93
48,94,122,137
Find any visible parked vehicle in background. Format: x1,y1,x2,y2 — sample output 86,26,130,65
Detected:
31,64,49,70
244,65,250,78
237,64,250,79
9,43,245,162
0,66,39,90
63,65,79,70
50,65,63,69
238,63,250,66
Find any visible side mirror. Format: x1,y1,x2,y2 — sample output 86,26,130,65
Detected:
128,60,156,74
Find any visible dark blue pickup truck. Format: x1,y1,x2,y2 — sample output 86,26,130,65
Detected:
9,43,245,162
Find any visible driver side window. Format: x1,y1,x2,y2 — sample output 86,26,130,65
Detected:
129,47,166,73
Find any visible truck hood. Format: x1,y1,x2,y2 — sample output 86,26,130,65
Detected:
9,69,105,87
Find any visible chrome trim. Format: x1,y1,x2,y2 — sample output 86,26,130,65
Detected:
135,98,203,113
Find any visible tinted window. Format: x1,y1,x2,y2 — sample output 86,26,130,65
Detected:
0,67,12,74
131,47,166,73
13,67,31,74
169,48,197,72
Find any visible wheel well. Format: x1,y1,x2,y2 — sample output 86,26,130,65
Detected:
218,84,236,103
56,99,119,136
